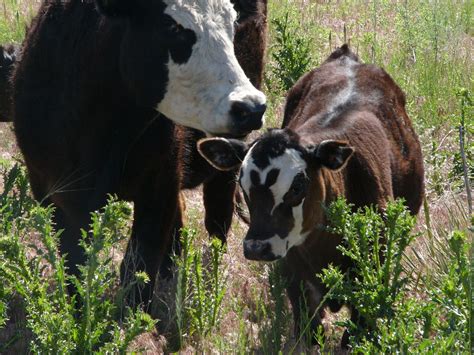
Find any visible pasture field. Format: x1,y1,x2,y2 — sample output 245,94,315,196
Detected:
0,0,472,353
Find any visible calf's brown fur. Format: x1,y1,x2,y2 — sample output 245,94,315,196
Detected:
283,45,424,343
198,45,424,345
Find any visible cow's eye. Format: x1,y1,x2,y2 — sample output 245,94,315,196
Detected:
290,181,304,196
289,174,308,198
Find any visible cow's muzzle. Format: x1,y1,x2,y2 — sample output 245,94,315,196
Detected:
229,100,266,136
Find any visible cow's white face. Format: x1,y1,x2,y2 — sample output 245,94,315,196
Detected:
197,130,354,261
97,0,266,137
158,0,266,136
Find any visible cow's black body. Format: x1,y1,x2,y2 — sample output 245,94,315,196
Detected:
12,0,266,307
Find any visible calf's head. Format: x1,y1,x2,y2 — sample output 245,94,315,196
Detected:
96,0,266,137
198,129,354,261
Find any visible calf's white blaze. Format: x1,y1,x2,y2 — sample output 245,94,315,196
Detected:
241,147,309,258
264,202,310,258
158,0,266,135
241,148,307,210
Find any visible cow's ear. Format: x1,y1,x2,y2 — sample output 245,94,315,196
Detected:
310,140,354,170
95,0,136,18
198,138,248,171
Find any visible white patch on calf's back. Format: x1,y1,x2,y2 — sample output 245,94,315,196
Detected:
319,57,358,125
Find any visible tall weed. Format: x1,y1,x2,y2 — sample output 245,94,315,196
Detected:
320,198,469,352
169,228,227,350
258,262,290,353
0,165,154,353
269,11,313,92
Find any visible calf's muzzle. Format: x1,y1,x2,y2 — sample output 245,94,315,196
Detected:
243,238,278,261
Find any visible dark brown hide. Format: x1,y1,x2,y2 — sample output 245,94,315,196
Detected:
279,45,424,343
232,0,267,89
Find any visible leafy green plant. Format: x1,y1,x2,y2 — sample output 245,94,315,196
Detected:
258,262,290,353
353,229,469,353
0,172,155,354
319,198,469,352
189,237,227,339
170,228,227,349
320,199,416,336
270,12,313,92
0,163,35,332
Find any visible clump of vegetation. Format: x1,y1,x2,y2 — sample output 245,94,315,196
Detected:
257,262,290,353
166,228,227,350
319,198,470,352
0,165,155,353
269,11,313,91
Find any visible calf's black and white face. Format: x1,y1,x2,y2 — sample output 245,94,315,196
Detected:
96,0,266,137
198,130,354,261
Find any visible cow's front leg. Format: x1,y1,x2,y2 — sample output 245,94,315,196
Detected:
120,175,181,310
203,169,237,243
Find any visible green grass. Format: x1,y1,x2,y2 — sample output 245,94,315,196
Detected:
0,0,35,44
0,0,472,352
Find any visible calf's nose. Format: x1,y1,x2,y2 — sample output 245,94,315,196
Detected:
243,239,271,261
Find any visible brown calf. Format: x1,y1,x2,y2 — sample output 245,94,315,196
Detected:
198,45,424,345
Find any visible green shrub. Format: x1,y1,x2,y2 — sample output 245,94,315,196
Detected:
270,12,313,92
0,165,155,353
172,228,227,349
258,262,290,354
0,164,36,332
319,198,469,352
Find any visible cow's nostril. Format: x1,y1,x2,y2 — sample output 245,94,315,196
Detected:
230,101,266,134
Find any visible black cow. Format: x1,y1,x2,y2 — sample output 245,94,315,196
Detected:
1,1,269,243
12,0,266,307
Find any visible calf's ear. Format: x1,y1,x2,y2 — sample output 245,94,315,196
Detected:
198,138,248,171
95,0,137,18
311,140,354,170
